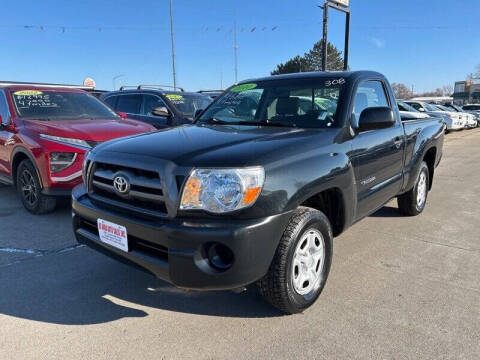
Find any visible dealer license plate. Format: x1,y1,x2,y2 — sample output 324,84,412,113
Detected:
97,219,128,252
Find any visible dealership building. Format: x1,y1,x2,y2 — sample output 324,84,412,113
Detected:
453,80,480,104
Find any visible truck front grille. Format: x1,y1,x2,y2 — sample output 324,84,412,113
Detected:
88,162,168,218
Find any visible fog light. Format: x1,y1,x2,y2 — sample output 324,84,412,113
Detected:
206,243,234,271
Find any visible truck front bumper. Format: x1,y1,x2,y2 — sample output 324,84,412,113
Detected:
72,185,292,290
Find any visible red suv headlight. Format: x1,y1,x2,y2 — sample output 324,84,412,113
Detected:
49,152,77,173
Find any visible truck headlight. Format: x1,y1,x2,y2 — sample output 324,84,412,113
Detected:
180,167,265,213
49,152,77,173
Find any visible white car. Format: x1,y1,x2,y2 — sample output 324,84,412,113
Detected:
405,101,465,131
397,101,430,120
436,104,476,129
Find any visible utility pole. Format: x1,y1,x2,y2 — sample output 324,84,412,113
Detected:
321,2,329,71
234,10,238,84
169,0,177,90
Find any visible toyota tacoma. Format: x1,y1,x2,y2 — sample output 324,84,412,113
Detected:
72,71,444,313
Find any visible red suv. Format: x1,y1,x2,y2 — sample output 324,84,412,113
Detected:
0,86,155,214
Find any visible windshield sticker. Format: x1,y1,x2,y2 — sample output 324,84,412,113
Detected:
325,78,345,87
13,90,43,96
166,94,185,104
13,93,58,109
230,83,257,92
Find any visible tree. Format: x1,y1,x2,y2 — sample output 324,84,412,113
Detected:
391,83,413,99
271,41,344,75
271,56,306,75
442,85,453,96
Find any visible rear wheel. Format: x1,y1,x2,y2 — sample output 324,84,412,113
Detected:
257,207,333,314
397,161,429,216
16,159,56,214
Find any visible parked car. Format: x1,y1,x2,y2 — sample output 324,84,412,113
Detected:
437,104,476,128
73,71,444,314
101,86,213,129
462,104,480,114
396,100,430,120
443,103,479,127
405,100,464,131
0,86,155,214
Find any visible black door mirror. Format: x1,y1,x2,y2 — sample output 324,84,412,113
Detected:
358,107,395,132
194,109,204,120
151,106,170,117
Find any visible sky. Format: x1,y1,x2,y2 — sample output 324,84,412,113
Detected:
1,0,479,92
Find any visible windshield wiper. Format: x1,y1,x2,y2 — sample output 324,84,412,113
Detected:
202,117,230,125
201,118,295,127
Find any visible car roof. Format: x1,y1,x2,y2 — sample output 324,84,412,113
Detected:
103,89,208,97
1,85,86,93
238,70,385,84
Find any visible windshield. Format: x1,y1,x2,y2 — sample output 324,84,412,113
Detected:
11,90,118,120
164,93,212,117
197,79,344,128
423,103,441,112
435,105,452,112
397,101,418,112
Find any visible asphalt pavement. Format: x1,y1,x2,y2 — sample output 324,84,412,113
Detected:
0,129,479,359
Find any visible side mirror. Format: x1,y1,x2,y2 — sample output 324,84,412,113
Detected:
116,111,128,119
418,108,425,112
194,109,204,120
358,107,395,132
151,106,171,117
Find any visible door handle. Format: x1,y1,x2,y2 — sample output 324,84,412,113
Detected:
394,137,403,149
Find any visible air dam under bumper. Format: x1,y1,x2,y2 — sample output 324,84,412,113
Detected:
72,184,292,290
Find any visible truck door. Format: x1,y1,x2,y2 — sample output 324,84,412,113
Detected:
0,90,13,176
350,80,405,220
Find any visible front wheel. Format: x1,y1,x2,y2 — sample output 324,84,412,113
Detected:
257,207,333,314
397,161,429,216
16,159,56,215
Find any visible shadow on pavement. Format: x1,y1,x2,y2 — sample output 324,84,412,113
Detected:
369,206,402,218
0,247,281,325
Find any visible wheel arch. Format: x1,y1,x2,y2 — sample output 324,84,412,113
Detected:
300,187,347,237
11,147,44,188
423,146,436,190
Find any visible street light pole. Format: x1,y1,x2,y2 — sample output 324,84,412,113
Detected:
169,0,177,90
112,74,125,90
234,10,238,84
320,1,351,72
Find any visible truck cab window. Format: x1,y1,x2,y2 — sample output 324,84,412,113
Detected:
353,80,389,119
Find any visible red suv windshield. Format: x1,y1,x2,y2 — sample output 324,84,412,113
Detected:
11,90,118,120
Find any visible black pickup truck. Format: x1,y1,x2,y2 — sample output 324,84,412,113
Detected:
72,71,444,314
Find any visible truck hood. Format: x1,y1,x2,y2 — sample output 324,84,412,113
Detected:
95,124,336,167
24,118,155,142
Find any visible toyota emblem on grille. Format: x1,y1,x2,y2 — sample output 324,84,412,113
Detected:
113,175,130,195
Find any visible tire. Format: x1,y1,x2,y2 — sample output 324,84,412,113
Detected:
16,159,56,215
257,207,333,314
397,161,429,216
